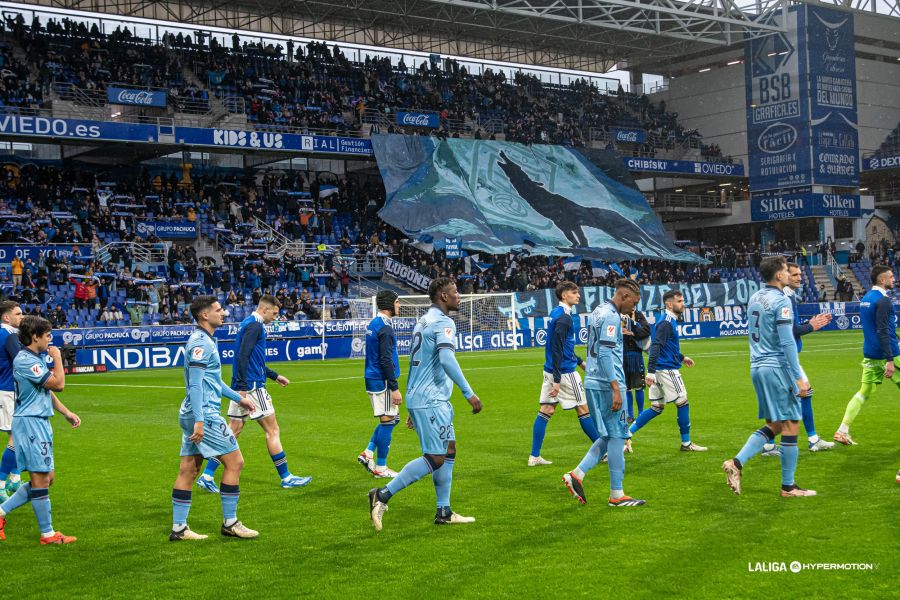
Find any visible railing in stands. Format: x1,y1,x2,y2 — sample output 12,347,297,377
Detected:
99,241,168,265
826,250,859,301
652,194,732,211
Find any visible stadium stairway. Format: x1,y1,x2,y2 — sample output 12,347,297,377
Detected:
809,265,837,300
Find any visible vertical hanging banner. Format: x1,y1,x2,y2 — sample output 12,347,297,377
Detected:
806,5,859,187
745,7,809,192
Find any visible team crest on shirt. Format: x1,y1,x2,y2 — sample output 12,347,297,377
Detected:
780,306,791,319
192,346,204,360
30,364,43,376
606,325,616,337
444,327,453,339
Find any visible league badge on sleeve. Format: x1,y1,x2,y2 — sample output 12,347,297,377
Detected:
192,346,204,360
606,325,616,337
780,306,791,319
444,327,453,339
30,364,43,377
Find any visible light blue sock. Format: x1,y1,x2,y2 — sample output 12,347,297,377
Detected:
607,438,626,492
202,457,221,479
801,395,816,439
735,426,775,467
676,403,691,444
433,454,454,508
379,456,435,501
271,451,290,479
530,412,550,457
578,413,600,442
576,437,609,477
366,424,379,454
780,435,799,486
375,419,398,468
1,481,31,515
629,406,661,435
171,488,192,526
220,483,239,521
29,487,52,534
0,444,16,480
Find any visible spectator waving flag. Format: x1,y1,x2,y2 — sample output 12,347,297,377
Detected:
591,261,609,277
563,256,582,271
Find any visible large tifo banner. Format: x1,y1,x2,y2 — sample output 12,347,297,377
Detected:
372,135,702,263
513,280,763,318
745,4,859,192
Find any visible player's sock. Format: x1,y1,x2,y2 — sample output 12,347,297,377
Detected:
530,412,550,457
29,487,53,535
366,424,378,455
578,413,600,442
676,403,691,444
629,406,661,435
171,488,192,526
270,451,290,479
0,482,31,516
780,435,799,487
0,444,16,480
626,390,635,420
220,484,240,523
575,436,609,480
201,457,221,479
375,418,398,468
433,453,454,508
635,389,645,413
606,437,626,494
735,426,775,466
801,394,817,441
841,384,874,429
378,455,437,502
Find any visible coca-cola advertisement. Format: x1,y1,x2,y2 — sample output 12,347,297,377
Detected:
610,127,646,144
395,111,440,128
107,86,167,108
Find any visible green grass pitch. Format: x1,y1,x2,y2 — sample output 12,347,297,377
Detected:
3,330,896,598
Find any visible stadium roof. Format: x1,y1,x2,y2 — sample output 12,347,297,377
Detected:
19,0,900,73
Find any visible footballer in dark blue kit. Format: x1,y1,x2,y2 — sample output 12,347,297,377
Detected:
358,291,403,479
528,282,599,466
197,294,311,492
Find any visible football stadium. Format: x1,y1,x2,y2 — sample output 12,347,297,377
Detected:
0,0,896,596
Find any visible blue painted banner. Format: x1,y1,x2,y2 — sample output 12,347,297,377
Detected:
610,128,647,144
444,238,462,258
0,244,91,262
623,157,744,177
0,115,159,143
395,111,440,128
863,154,900,172
806,5,859,187
107,87,167,108
751,192,861,222
745,6,810,192
135,220,197,239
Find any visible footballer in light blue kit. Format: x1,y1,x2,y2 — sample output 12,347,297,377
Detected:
369,278,483,530
723,256,816,498
169,296,260,541
358,291,403,479
197,294,310,492
0,316,81,545
562,279,646,508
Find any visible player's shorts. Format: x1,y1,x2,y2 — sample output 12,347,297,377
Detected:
368,387,400,418
0,390,14,432
409,403,454,455
539,370,587,410
624,352,646,390
12,416,53,473
585,388,629,439
179,413,239,459
648,369,688,405
751,366,801,422
860,357,900,385
227,387,275,421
